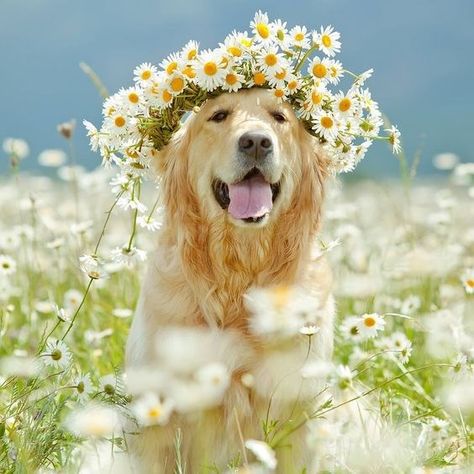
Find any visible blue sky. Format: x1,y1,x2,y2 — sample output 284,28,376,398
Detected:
1,0,473,176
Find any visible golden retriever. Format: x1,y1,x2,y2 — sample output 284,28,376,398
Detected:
125,87,335,473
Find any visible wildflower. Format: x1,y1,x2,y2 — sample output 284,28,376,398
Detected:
433,152,459,170
64,403,121,437
83,120,101,152
333,364,353,390
74,373,94,402
38,149,67,167
313,110,339,143
41,340,72,369
386,125,402,154
289,25,310,49
340,316,362,342
57,119,76,139
79,254,109,280
3,138,29,159
251,11,273,44
401,295,421,315
245,439,277,470
460,268,474,294
63,289,83,312
314,25,341,57
0,255,16,276
195,362,231,397
110,245,147,267
55,305,71,323
299,325,320,336
100,373,124,397
195,49,228,91
308,56,332,82
131,392,174,427
356,313,385,339
133,62,158,85
137,214,162,232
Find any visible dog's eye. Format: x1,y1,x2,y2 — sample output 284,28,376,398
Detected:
209,110,229,123
271,112,287,123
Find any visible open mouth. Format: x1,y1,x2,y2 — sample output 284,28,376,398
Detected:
212,168,281,223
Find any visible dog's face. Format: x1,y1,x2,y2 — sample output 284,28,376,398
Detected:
162,88,326,229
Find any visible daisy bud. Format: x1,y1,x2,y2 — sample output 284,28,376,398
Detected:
57,119,76,139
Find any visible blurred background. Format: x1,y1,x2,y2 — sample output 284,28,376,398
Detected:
1,0,473,177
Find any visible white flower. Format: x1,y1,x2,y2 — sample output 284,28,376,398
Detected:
333,364,353,390
244,285,320,338
100,373,124,396
313,110,339,143
289,25,310,49
112,308,133,318
64,403,121,437
117,194,148,213
356,313,385,339
460,268,474,294
0,255,16,276
257,47,285,76
41,340,72,369
63,289,83,312
195,362,231,398
299,325,320,336
74,373,94,402
38,149,67,167
3,138,29,159
110,245,147,267
83,120,101,152
131,392,174,427
250,11,274,44
340,316,362,342
195,49,228,92
307,56,332,82
79,254,109,280
314,25,341,57
181,40,199,62
133,62,158,85
386,125,402,154
245,439,277,470
400,295,421,315
137,214,162,232
433,152,459,170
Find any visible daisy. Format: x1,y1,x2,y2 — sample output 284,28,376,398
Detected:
132,392,174,427
221,32,246,60
333,364,353,390
308,56,332,82
100,373,124,396
250,10,274,44
326,59,344,84
313,111,339,143
299,325,320,336
79,254,109,280
289,25,310,49
63,289,83,312
460,268,474,294
267,63,292,88
248,69,267,88
137,215,163,232
353,68,374,87
74,373,94,402
160,52,183,76
221,70,245,93
110,245,147,267
41,340,72,369
245,439,277,470
64,403,121,437
386,125,402,154
314,25,341,57
356,312,385,339
333,91,359,117
271,19,289,49
119,86,144,111
299,84,327,119
271,86,288,103
38,149,67,167
2,138,29,159
166,72,187,95
257,47,285,76
195,362,230,393
195,49,227,91
340,315,362,342
0,255,16,276
180,40,199,62
133,62,158,84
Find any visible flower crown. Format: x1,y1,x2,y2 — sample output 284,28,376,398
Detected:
85,11,400,175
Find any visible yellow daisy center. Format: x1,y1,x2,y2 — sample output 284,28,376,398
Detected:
256,23,269,39
183,66,196,79
311,91,323,104
288,80,298,91
272,286,290,309
166,62,178,75
128,92,139,104
162,90,172,103
264,53,278,66
339,98,351,112
274,88,285,98
141,70,151,80
295,32,305,41
204,61,218,76
467,279,474,288
114,116,126,128
148,407,161,419
364,316,376,327
253,71,266,85
240,38,252,48
225,73,238,85
228,46,242,57
275,70,286,80
170,77,185,92
187,49,197,60
320,116,333,129
312,63,327,78
321,34,332,47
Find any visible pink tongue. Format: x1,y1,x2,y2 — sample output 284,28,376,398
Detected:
228,175,273,219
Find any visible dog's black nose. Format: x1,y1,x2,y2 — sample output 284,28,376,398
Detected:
238,132,273,159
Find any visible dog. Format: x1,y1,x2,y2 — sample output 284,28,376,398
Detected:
125,87,335,473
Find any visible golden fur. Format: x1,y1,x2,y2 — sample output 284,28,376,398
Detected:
126,88,335,473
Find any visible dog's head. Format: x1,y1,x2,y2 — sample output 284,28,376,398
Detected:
158,88,328,233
